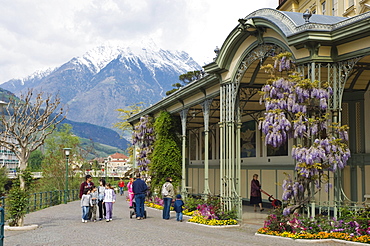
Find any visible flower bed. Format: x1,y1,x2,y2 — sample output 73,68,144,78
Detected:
257,207,370,244
188,215,238,226
257,228,370,244
146,196,238,226
147,202,165,210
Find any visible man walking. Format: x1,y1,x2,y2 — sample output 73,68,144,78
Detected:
132,173,147,220
79,175,94,199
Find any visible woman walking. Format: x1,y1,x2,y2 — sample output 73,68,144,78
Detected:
97,179,106,220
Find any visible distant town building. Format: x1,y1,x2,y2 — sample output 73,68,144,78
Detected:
106,152,130,171
0,144,19,171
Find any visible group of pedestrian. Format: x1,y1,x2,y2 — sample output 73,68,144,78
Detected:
80,174,185,223
79,175,116,222
80,173,264,223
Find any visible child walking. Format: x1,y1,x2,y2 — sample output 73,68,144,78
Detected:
103,183,116,222
127,178,134,208
174,194,184,222
81,188,91,223
90,186,98,222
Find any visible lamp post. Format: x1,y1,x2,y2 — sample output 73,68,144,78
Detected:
104,159,108,178
63,148,71,204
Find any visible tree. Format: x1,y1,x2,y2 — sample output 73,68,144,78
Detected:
0,167,8,196
178,70,203,84
40,123,80,192
259,53,350,215
166,71,205,96
28,150,44,171
91,160,101,171
0,89,65,226
165,83,183,96
149,111,182,192
6,169,33,226
114,102,144,137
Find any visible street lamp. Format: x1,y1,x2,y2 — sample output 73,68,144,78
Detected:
104,159,108,178
63,148,71,204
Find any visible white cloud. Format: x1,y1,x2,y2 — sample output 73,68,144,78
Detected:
0,0,277,83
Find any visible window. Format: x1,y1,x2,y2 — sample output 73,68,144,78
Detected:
267,142,288,156
240,121,256,158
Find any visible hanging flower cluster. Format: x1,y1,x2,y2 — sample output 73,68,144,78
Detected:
259,53,351,214
132,115,155,171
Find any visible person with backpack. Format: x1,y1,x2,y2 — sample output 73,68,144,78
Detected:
161,177,174,220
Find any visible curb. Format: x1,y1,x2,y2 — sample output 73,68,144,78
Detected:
187,222,240,228
5,224,38,231
255,233,369,245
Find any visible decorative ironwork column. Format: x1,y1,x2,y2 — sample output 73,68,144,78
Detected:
330,58,362,216
201,98,213,195
300,57,363,217
223,43,283,219
180,108,189,196
219,78,241,217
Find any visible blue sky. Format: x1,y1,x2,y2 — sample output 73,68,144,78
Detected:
0,0,277,82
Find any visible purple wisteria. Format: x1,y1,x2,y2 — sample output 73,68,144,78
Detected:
259,53,351,215
132,115,155,172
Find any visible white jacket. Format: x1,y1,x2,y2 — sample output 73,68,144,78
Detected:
103,189,116,203
81,194,92,207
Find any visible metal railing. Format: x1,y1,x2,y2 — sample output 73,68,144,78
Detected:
0,207,3,246
303,199,368,219
0,189,79,216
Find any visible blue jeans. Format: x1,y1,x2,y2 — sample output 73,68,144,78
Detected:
176,212,183,221
82,206,90,220
163,197,172,219
119,187,124,196
135,193,145,218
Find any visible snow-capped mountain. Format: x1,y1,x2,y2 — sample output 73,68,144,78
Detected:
1,42,201,132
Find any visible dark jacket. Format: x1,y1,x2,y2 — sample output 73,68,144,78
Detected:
250,179,261,197
174,199,184,213
132,178,147,195
79,181,94,198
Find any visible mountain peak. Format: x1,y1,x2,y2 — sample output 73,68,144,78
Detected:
1,43,201,134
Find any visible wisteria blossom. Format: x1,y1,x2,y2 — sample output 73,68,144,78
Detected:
259,53,351,215
132,115,155,172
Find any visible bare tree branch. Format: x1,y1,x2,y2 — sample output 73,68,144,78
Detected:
0,88,66,173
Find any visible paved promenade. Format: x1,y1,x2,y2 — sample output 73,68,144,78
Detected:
5,195,341,246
